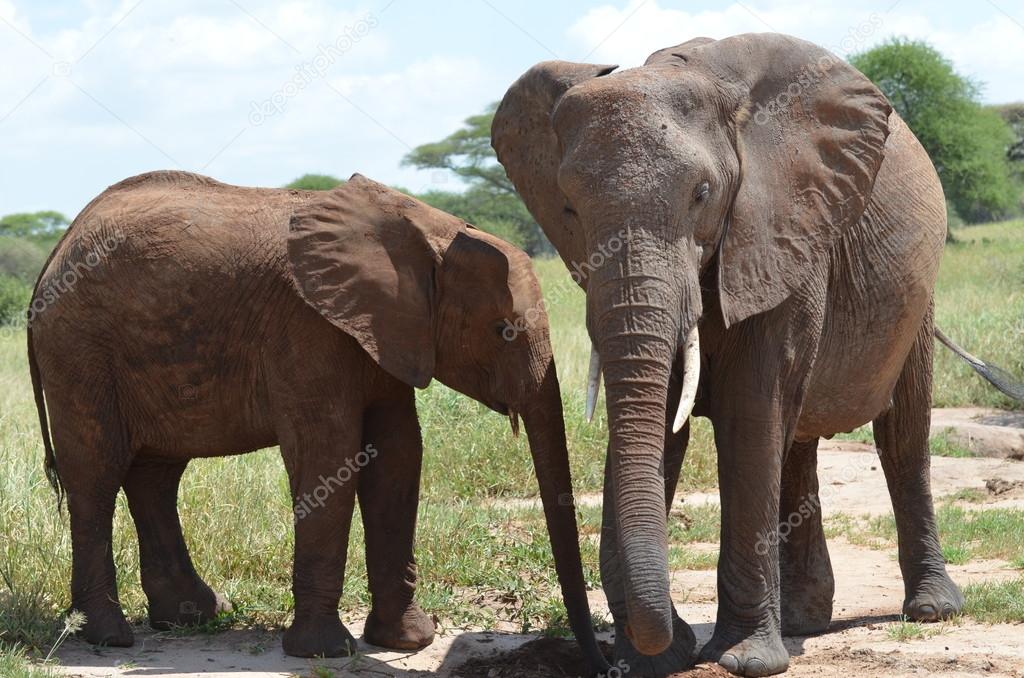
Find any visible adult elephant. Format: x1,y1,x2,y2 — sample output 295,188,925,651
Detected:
493,33,1018,676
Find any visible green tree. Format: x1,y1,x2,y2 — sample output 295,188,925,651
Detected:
989,103,1024,163
989,103,1024,213
0,237,48,281
402,103,549,255
285,174,344,190
851,39,1019,223
0,211,68,237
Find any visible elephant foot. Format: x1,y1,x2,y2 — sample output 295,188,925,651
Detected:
283,614,356,658
780,570,834,636
699,622,788,677
613,611,695,677
903,569,964,622
147,578,232,630
363,602,435,650
74,600,134,647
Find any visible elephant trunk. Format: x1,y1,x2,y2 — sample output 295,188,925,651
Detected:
520,350,610,676
587,225,698,656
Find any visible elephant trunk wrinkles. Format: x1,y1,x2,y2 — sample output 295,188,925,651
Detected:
588,227,689,657
520,352,609,675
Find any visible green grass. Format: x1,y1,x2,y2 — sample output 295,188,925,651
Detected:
839,504,1024,565
668,546,718,570
963,578,1024,622
943,488,987,504
935,220,1024,408
928,429,975,457
0,646,59,678
885,615,962,642
826,426,976,458
833,426,874,444
885,616,936,642
1,221,1022,670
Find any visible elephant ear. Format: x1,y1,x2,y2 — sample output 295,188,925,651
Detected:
287,174,463,388
492,60,616,286
656,34,892,326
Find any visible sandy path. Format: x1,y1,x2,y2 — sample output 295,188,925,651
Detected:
52,409,1024,677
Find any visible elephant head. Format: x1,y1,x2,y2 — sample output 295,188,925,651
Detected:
493,33,891,654
285,174,608,674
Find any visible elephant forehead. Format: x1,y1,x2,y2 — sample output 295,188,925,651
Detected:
554,64,720,128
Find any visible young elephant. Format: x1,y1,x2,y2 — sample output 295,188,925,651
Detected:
28,171,607,671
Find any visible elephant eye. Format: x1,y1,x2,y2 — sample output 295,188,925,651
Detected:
694,181,710,202
495,321,516,342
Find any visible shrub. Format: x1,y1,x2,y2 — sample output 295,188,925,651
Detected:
0,276,31,326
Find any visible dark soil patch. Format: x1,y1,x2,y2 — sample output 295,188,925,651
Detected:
449,637,732,678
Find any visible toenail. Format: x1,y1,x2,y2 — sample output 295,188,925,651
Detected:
746,658,769,676
719,653,740,673
917,604,936,618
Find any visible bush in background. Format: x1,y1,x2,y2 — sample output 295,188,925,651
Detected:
0,276,31,326
284,174,344,190
0,237,48,282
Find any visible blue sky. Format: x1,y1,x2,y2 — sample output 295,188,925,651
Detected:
2,0,1022,217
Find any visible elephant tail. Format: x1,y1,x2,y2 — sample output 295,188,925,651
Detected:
935,327,1024,401
27,322,63,510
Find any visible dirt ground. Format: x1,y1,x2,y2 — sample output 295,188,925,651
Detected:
53,408,1024,677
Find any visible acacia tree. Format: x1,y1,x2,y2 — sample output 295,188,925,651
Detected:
851,39,1019,223
402,103,548,254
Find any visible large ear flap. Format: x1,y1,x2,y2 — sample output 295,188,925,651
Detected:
656,34,892,326
492,60,616,286
287,174,463,388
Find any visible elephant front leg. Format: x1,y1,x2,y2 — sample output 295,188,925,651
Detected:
700,411,789,677
280,417,360,658
778,438,834,636
358,389,435,651
700,307,821,677
602,368,696,676
873,306,963,622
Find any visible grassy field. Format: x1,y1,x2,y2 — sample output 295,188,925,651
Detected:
934,221,1024,408
0,220,1021,669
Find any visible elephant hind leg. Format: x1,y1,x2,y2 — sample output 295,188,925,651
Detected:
50,398,135,647
873,304,963,621
123,457,230,630
779,438,834,636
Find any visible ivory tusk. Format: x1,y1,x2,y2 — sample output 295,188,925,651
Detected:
585,343,602,423
672,326,700,433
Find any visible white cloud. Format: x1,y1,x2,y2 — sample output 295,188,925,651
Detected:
0,0,499,214
567,0,1023,103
